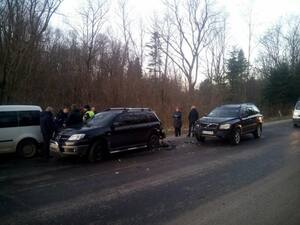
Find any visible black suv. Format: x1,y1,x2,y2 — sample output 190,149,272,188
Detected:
50,108,165,162
194,103,263,145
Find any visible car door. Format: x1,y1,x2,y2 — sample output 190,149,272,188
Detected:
132,112,150,144
0,111,19,153
240,106,252,134
110,112,147,150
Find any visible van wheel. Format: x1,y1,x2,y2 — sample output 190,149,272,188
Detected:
148,134,159,150
88,141,104,163
230,129,241,145
253,124,262,138
17,139,37,158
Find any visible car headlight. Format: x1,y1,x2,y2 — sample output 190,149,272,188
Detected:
219,124,231,130
293,111,299,118
68,134,86,141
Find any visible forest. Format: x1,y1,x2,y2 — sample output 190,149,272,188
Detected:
0,0,299,126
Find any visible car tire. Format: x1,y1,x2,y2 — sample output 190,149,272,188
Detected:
253,124,262,138
88,141,104,163
230,129,241,145
294,123,298,128
196,135,205,143
148,133,160,150
17,139,38,158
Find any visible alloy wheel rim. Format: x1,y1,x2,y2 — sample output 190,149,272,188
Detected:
235,131,240,144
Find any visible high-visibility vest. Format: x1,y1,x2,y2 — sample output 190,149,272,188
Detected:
86,111,95,119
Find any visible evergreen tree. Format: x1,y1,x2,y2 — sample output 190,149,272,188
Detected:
146,31,163,78
226,48,249,102
263,63,291,105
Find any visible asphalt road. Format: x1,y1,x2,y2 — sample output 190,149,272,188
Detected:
0,120,299,225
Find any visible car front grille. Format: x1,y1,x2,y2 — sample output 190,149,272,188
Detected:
55,134,70,144
200,123,219,130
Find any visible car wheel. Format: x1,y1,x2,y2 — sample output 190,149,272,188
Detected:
253,124,262,138
88,141,104,163
196,135,205,143
230,129,241,145
294,123,298,128
148,133,160,150
17,139,37,158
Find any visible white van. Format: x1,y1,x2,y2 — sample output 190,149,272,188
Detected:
293,101,300,127
0,105,43,158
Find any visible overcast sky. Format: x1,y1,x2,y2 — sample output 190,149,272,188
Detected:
51,0,300,64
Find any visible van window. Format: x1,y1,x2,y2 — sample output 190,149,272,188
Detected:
0,111,18,128
296,101,300,110
19,111,40,126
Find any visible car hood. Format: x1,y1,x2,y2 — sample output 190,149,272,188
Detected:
59,126,107,137
199,116,238,124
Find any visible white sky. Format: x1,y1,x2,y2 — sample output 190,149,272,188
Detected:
51,0,300,78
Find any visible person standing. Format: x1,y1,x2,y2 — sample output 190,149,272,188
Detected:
54,106,69,130
187,105,199,137
173,107,182,137
65,104,82,128
40,107,55,161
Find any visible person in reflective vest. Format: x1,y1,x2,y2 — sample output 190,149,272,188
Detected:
83,105,95,123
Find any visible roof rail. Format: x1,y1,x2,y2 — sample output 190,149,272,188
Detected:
104,107,151,112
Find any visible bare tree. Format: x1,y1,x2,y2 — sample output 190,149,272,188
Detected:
77,0,108,75
284,16,300,71
0,0,62,103
205,16,227,85
158,0,220,95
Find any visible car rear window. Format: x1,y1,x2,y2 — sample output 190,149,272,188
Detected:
18,111,40,126
146,112,159,122
0,111,18,128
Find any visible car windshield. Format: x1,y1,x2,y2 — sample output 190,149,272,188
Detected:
86,112,118,127
295,102,300,110
208,107,240,118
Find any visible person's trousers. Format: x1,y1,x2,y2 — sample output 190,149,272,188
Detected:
188,122,195,137
175,127,181,137
43,137,51,159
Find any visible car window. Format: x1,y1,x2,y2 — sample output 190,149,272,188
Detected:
208,107,240,118
115,113,136,125
87,112,118,127
18,111,40,126
246,107,254,116
0,111,18,128
133,113,148,124
146,112,159,122
251,105,260,114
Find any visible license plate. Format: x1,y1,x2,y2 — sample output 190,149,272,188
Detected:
202,130,214,135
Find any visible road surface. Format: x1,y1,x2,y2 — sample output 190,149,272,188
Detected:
0,120,299,225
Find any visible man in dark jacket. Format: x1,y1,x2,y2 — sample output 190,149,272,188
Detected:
54,106,69,131
65,104,82,128
40,107,55,160
188,105,199,137
173,107,182,137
